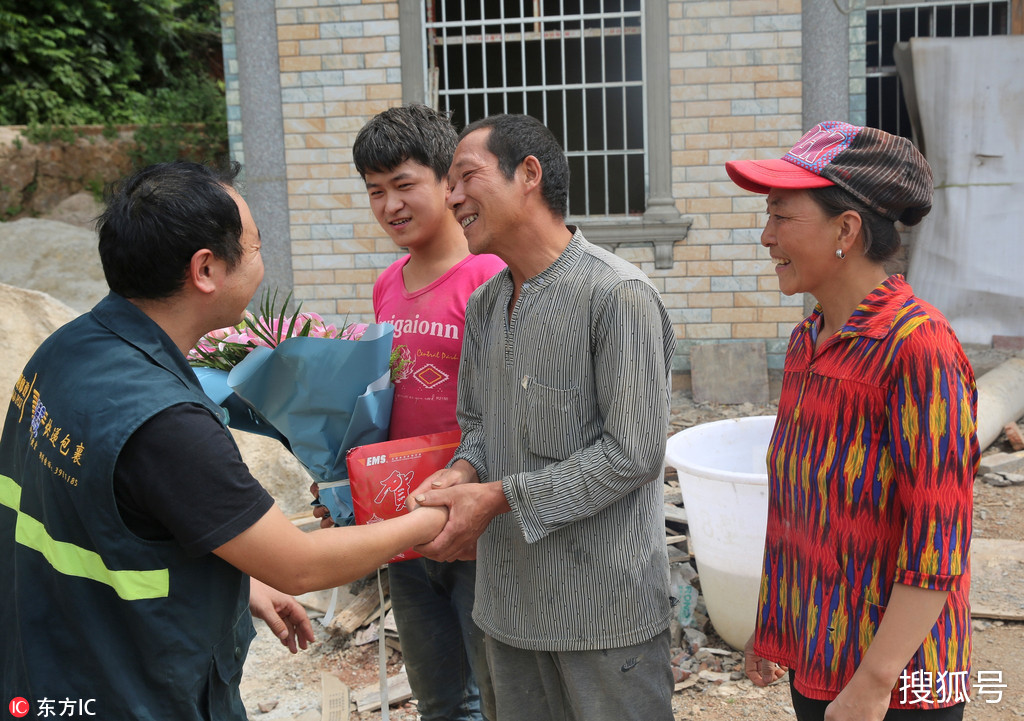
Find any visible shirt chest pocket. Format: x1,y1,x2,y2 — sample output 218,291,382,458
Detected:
523,377,585,461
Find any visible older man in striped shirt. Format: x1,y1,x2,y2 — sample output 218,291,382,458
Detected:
410,113,676,721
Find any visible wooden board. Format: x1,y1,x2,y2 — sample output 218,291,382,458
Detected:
327,577,389,635
352,670,412,713
664,503,688,525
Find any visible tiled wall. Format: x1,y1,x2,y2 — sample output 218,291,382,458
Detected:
666,0,806,366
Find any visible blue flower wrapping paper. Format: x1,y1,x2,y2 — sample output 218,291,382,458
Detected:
195,322,396,525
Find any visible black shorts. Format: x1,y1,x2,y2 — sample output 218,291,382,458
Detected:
789,674,965,721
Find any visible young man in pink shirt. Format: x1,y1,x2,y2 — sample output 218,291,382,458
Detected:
354,104,504,721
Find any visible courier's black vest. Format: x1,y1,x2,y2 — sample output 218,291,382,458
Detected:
0,294,253,720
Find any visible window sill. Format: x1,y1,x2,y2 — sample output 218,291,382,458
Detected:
571,216,693,270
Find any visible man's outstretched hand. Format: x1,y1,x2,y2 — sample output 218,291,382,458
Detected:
409,467,509,562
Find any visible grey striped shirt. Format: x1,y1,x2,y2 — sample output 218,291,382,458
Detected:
453,229,675,652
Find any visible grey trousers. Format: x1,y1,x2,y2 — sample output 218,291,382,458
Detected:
485,628,674,721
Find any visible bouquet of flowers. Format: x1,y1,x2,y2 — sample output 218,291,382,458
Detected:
189,291,408,525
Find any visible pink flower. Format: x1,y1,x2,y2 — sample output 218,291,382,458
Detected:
187,290,397,376
341,323,367,341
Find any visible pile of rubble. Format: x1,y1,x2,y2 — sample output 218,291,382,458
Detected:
663,467,759,700
285,573,411,716
979,423,1024,487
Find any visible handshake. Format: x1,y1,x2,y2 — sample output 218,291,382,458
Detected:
310,458,509,563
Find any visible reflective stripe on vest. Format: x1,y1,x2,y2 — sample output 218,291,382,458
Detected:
0,474,170,601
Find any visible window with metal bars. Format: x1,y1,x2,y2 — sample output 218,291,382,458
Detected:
426,0,646,218
866,1,1010,138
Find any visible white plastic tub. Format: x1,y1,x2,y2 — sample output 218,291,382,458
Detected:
664,415,776,650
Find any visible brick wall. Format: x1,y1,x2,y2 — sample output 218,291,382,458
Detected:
220,2,242,166
664,0,807,368
220,0,866,370
275,0,404,318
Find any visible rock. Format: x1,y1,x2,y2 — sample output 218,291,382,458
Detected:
0,126,134,219
0,283,78,437
978,451,1024,476
711,682,740,696
698,669,733,684
983,473,1012,487
40,191,104,230
980,470,1024,487
230,429,318,516
0,218,107,313
684,627,708,650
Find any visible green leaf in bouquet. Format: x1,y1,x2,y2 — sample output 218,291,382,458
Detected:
248,288,303,347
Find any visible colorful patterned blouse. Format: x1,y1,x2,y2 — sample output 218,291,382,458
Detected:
754,275,979,708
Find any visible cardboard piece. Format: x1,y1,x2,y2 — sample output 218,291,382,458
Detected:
320,673,351,721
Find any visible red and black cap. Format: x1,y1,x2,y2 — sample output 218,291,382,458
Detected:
725,121,933,226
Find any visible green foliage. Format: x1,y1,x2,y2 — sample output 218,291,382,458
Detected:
1,178,34,220
0,0,226,160
22,123,81,144
84,176,106,202
127,70,228,167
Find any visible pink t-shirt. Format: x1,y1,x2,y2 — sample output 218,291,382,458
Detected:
373,253,505,441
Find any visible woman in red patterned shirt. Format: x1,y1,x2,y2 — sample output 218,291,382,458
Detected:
726,122,980,721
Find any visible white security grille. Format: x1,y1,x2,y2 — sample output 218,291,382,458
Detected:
866,1,1010,137
426,1,647,217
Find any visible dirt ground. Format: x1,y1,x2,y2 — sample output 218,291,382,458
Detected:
240,345,1024,720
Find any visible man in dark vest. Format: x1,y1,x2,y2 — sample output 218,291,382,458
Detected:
0,161,448,720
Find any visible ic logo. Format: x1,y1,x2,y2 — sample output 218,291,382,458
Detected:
8,697,30,718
